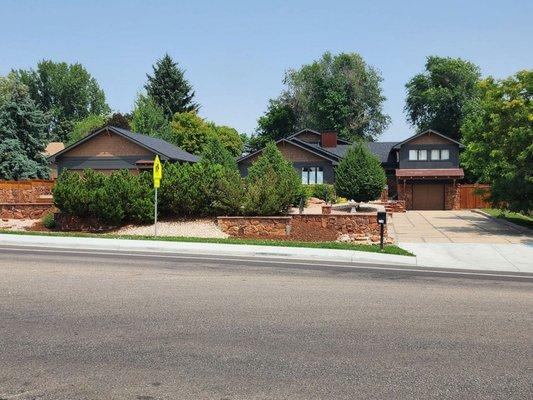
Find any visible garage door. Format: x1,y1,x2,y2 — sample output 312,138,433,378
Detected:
412,183,444,210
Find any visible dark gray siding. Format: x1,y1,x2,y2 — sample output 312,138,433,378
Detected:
57,156,151,174
239,160,335,184
399,144,459,169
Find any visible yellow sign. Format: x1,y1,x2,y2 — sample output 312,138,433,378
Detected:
153,155,162,188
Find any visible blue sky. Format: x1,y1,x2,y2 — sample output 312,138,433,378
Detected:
1,0,532,141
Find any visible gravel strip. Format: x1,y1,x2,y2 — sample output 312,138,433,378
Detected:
113,219,229,238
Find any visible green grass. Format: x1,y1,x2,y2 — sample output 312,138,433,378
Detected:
481,208,533,230
0,229,413,256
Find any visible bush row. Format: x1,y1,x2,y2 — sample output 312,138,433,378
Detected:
53,141,305,225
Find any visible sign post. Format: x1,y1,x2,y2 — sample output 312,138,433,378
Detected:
153,155,162,236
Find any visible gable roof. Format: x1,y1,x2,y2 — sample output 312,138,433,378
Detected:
237,138,340,164
366,142,398,164
48,126,199,163
392,129,464,149
287,129,352,145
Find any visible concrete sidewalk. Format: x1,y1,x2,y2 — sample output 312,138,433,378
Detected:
400,242,533,273
0,233,415,267
2,233,532,274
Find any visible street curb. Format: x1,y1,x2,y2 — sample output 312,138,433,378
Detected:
0,233,417,267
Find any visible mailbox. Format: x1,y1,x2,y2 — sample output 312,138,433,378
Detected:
377,211,387,225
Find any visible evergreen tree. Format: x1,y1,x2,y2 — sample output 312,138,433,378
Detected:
334,143,386,203
145,54,199,119
0,81,50,180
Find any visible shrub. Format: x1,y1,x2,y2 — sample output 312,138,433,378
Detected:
41,213,56,229
53,169,153,225
305,184,336,203
244,142,302,215
334,142,386,203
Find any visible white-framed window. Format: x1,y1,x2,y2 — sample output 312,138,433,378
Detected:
418,149,427,160
301,167,324,184
431,149,440,160
441,149,450,160
409,150,418,160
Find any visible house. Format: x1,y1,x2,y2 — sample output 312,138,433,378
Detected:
48,126,198,175
43,142,65,179
237,129,464,210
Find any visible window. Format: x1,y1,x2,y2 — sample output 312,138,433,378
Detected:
301,167,324,184
418,150,427,160
431,149,440,160
409,150,418,160
441,149,450,160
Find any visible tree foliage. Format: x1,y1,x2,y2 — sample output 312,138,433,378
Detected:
130,94,172,140
106,112,131,130
334,142,386,203
16,60,110,142
253,52,390,148
169,111,243,156
461,70,533,213
145,54,199,119
405,56,481,140
69,114,107,145
0,79,50,180
243,142,302,215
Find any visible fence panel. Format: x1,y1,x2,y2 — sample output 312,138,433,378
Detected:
459,184,491,209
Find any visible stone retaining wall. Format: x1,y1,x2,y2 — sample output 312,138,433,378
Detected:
0,180,55,219
0,204,55,219
217,214,389,243
0,179,54,203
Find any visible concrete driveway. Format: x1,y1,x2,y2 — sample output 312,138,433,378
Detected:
390,210,533,272
390,210,531,244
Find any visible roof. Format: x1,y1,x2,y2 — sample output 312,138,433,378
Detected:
366,142,397,163
392,129,464,149
237,138,341,164
395,168,464,178
287,129,352,145
43,142,65,157
49,126,199,163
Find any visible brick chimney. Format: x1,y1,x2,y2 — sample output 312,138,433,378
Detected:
320,130,338,148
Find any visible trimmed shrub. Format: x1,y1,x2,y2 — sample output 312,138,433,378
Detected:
41,213,56,229
53,169,153,225
305,184,336,203
334,143,386,203
244,142,302,215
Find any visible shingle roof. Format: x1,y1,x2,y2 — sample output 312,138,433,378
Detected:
366,142,397,163
112,127,199,162
49,126,199,163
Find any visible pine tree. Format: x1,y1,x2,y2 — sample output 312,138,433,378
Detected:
334,143,386,203
0,81,50,180
145,54,199,119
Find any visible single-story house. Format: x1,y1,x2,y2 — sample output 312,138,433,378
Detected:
48,126,198,175
237,129,464,210
43,142,65,179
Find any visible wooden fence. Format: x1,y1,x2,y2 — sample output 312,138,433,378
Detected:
459,184,491,209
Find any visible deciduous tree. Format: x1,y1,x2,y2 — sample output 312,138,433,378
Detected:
16,60,110,142
405,56,481,140
461,70,533,213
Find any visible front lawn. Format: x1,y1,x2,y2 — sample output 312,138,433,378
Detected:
0,229,413,256
481,209,533,230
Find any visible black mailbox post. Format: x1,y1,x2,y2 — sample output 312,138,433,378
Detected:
377,211,387,250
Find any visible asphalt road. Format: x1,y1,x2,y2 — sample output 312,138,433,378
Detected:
0,247,532,399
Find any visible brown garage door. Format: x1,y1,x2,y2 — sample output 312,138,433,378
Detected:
412,183,444,210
